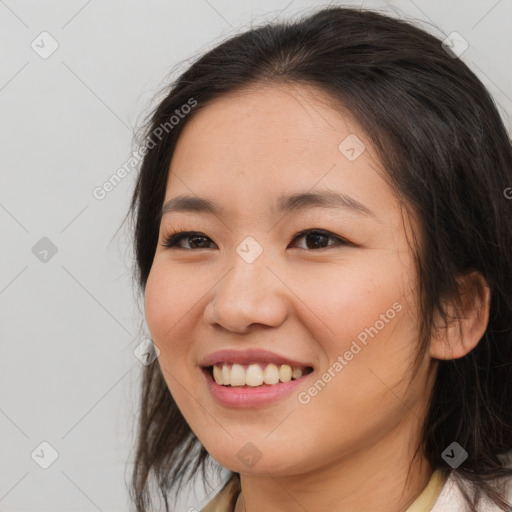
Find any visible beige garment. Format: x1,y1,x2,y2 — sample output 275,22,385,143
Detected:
200,468,448,512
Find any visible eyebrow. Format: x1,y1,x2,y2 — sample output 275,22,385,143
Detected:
160,190,376,218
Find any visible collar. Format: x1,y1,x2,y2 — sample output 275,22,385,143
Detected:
200,468,447,512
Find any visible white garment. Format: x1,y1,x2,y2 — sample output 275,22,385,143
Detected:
432,451,512,512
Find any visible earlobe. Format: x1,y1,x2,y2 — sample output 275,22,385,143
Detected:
429,271,491,360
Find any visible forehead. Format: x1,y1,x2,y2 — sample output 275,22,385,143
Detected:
171,82,365,166
164,83,411,231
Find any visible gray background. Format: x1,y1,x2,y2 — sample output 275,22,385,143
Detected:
1,0,511,511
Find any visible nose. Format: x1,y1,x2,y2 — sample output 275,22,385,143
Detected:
203,256,289,334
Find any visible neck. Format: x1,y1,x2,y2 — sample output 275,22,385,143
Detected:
233,416,433,512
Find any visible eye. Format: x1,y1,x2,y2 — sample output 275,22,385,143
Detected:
161,228,350,251
289,229,348,250
161,231,216,250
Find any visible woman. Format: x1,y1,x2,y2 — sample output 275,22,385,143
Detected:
127,6,512,511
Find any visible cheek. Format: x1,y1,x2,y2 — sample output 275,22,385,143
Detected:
292,260,421,414
144,264,169,342
144,263,201,412
295,261,415,351
144,260,199,342
316,269,420,404
143,262,196,380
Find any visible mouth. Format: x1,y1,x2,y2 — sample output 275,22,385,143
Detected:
202,362,314,388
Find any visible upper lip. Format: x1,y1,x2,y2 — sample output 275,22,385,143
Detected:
200,349,314,369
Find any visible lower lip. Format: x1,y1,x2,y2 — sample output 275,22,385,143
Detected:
202,367,313,408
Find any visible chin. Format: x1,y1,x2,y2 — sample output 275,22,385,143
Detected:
203,440,310,476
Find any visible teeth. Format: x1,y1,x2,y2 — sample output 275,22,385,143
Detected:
221,364,230,384
279,364,292,383
246,364,264,386
263,363,279,384
211,362,308,387
213,365,224,385
292,367,303,379
230,363,246,386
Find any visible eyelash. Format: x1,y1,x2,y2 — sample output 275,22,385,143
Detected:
160,228,350,251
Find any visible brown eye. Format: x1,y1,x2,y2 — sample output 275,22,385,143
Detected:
290,229,348,250
161,229,349,251
162,232,216,249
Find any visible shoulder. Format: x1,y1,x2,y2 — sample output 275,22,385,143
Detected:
431,450,512,512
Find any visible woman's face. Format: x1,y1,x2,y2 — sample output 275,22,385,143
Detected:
144,83,434,476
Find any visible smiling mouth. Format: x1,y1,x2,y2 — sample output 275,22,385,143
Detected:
205,362,314,387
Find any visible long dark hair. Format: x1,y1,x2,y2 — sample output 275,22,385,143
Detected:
126,6,512,511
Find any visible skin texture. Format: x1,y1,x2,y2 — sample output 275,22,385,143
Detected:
144,83,490,512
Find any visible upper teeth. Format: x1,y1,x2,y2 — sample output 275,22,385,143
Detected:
212,363,306,386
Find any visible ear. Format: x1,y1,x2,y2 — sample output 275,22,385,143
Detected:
429,270,491,360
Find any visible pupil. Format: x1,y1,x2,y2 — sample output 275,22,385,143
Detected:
308,232,327,249
191,236,208,248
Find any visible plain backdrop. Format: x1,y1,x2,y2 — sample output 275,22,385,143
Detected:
1,0,511,511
